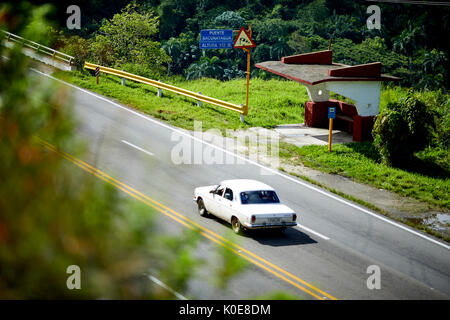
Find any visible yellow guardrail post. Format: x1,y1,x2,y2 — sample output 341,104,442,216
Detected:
197,92,202,107
157,80,163,97
83,61,246,116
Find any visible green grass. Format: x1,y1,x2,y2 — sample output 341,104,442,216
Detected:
279,141,450,210
54,70,307,133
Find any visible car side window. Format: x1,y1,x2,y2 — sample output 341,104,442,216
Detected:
223,188,233,201
215,186,225,196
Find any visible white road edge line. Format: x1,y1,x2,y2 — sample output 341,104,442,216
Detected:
121,139,154,156
297,225,331,241
147,275,188,300
32,68,450,251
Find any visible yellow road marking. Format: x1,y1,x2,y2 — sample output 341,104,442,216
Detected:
38,138,337,300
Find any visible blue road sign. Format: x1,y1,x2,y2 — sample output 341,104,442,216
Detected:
200,29,233,49
328,107,336,119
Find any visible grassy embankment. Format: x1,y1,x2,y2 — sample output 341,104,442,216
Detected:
54,70,449,215
55,70,307,132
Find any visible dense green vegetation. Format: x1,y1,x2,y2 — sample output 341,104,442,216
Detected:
37,0,449,90
373,91,437,167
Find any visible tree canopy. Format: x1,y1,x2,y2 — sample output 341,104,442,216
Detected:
25,0,450,88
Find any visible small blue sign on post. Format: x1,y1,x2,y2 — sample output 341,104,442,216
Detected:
200,29,233,49
328,107,336,119
328,107,336,152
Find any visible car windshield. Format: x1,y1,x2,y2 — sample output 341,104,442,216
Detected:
240,190,280,204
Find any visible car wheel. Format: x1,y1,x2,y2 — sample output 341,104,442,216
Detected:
197,198,208,217
231,217,243,234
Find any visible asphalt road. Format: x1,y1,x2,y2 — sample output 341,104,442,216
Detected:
35,70,450,300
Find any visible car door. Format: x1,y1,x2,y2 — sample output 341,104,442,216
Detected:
207,185,224,217
203,185,218,212
217,187,235,221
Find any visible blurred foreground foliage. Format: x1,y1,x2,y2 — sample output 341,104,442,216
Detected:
0,2,248,299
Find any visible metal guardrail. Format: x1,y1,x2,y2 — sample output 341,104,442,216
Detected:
84,62,248,116
2,30,75,65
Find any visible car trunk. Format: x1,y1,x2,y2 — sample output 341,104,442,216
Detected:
242,204,294,224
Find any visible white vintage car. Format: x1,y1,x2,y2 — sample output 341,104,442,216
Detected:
193,179,297,233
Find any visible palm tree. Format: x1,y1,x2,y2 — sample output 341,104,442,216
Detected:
420,49,448,89
393,21,425,71
162,40,181,75
422,49,447,74
185,55,223,80
270,38,292,60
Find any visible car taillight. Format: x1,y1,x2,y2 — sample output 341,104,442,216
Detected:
251,215,256,223
293,214,297,221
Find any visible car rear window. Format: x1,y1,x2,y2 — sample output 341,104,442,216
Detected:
240,190,280,204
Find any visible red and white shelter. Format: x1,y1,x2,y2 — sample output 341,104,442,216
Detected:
255,50,400,141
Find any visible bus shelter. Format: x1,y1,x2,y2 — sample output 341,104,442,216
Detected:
255,50,400,141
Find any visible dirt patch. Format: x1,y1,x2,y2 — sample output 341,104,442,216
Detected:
157,109,177,114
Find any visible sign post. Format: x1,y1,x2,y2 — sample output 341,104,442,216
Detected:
233,25,255,120
198,26,255,122
95,66,100,85
328,107,336,152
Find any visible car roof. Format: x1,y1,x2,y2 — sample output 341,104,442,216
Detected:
219,179,275,193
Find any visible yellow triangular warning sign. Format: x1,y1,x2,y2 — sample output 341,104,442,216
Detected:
233,27,255,49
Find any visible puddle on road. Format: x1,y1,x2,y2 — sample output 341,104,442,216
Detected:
405,213,450,232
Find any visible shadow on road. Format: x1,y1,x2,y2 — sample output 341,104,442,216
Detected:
207,215,317,246
247,227,318,247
